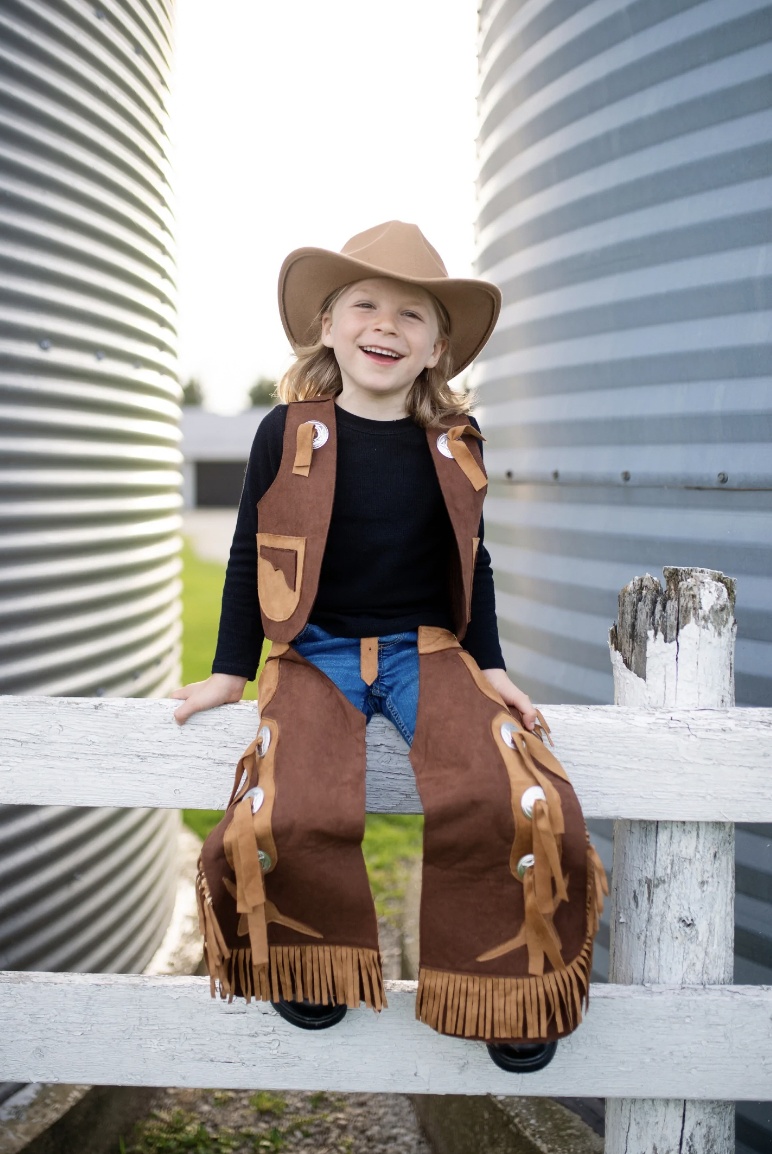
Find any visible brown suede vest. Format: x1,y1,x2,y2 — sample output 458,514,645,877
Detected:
256,396,488,643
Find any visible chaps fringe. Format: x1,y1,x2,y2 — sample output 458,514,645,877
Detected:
196,865,386,1011
416,844,599,1042
416,934,593,1042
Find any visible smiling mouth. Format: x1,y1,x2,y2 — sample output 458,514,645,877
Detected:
360,345,405,364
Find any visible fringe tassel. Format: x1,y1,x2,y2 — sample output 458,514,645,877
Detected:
416,842,601,1042
416,933,593,1042
196,864,386,1011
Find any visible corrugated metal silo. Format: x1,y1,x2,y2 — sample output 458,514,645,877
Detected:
0,0,181,1010
475,3,771,1149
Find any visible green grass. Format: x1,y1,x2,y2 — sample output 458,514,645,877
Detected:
180,541,259,698
121,1109,236,1152
180,538,423,912
120,1090,338,1153
180,541,261,843
363,813,423,920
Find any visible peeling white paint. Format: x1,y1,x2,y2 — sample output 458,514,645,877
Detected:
0,974,770,1100
608,568,738,1154
0,698,770,821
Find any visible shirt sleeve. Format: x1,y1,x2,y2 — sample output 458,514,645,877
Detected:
211,405,287,679
460,416,506,671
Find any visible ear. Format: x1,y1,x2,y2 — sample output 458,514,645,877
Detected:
425,336,448,370
320,312,334,348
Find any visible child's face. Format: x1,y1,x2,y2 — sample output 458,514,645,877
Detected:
321,278,447,405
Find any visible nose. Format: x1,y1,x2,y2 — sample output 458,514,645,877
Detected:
372,308,399,335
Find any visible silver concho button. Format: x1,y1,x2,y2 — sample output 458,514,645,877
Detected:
516,853,535,879
243,786,265,814
437,432,453,459
303,420,329,449
500,721,519,749
520,785,547,819
257,725,271,756
258,850,272,872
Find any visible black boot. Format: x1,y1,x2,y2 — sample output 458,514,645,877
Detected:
272,998,347,1031
487,1040,558,1073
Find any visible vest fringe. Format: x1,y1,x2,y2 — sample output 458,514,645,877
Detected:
416,844,600,1042
196,865,386,1011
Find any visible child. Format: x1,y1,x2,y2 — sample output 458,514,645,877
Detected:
172,222,605,1072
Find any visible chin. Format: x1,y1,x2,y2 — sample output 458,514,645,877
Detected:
353,375,411,395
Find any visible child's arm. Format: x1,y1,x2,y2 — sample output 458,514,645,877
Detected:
464,416,536,730
172,407,287,725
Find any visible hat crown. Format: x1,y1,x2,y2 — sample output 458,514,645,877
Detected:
340,221,448,281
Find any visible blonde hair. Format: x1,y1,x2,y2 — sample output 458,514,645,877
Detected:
276,283,473,426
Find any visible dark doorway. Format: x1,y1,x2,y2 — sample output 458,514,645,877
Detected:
195,461,247,507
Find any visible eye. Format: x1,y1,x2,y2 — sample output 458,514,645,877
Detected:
403,310,424,321
355,300,375,309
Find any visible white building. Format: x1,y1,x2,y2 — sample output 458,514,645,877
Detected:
180,406,271,507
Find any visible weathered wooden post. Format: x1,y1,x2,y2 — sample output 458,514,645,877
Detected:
606,567,736,1154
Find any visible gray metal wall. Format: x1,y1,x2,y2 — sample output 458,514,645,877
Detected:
0,0,181,1001
474,3,771,1150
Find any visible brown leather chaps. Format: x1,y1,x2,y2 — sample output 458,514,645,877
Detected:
197,627,607,1044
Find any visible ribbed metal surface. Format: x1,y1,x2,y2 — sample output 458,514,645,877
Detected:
475,3,771,1147
0,0,181,1017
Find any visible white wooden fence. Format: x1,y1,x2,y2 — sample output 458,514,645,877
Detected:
1,697,770,1107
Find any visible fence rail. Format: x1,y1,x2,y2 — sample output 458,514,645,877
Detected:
2,697,771,819
1,972,770,1100
1,693,771,1107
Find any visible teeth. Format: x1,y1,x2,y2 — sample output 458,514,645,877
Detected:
362,346,401,358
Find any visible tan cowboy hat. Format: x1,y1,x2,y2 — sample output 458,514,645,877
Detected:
278,220,502,378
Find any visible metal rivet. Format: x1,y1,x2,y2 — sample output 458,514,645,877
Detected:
258,850,272,872
520,785,546,819
257,725,271,756
303,420,328,449
39,339,51,350
500,721,518,749
95,350,104,361
243,786,265,813
621,470,631,482
516,854,535,879
717,472,728,484
437,432,453,459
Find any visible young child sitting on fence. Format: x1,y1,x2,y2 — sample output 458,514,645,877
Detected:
171,221,606,1073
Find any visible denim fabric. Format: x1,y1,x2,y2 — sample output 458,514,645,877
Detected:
291,623,419,746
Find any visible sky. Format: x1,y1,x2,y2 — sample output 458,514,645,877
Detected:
170,0,479,413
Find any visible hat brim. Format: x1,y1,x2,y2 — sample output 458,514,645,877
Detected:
278,247,501,379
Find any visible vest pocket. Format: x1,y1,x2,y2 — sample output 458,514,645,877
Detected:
257,532,306,621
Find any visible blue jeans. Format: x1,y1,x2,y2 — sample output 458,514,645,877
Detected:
291,623,419,746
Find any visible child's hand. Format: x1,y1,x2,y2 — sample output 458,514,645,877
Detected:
170,673,248,725
481,668,537,732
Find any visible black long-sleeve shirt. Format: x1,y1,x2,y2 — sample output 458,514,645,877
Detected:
212,403,505,678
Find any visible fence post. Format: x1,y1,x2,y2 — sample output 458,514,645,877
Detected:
605,567,736,1154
